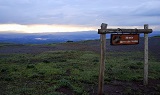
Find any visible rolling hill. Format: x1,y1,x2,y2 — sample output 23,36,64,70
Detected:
0,31,159,44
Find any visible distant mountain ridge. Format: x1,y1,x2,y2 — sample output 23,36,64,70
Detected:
0,31,99,44
0,31,159,44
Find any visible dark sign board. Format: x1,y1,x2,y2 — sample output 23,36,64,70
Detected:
110,34,139,45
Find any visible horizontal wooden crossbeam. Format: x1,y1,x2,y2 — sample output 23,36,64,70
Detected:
98,29,152,34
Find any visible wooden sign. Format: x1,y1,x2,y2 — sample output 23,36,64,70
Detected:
98,24,152,94
110,34,139,45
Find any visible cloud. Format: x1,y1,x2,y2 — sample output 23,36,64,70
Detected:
0,24,159,34
0,24,98,33
0,0,159,27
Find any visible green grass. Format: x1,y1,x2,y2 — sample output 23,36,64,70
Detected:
0,43,14,47
0,50,160,94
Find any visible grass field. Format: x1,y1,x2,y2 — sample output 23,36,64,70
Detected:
0,45,160,95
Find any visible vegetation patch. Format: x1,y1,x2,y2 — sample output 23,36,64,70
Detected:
153,35,160,38
0,50,160,94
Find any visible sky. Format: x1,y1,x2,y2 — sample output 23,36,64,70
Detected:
0,0,160,33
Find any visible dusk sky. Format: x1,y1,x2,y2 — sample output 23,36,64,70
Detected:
0,0,160,33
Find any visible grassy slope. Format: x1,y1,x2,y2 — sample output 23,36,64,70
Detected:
0,43,160,94
154,35,160,38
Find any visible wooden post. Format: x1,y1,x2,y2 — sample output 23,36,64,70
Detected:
144,24,148,85
98,23,107,95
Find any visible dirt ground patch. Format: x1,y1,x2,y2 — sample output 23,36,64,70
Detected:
91,79,160,95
